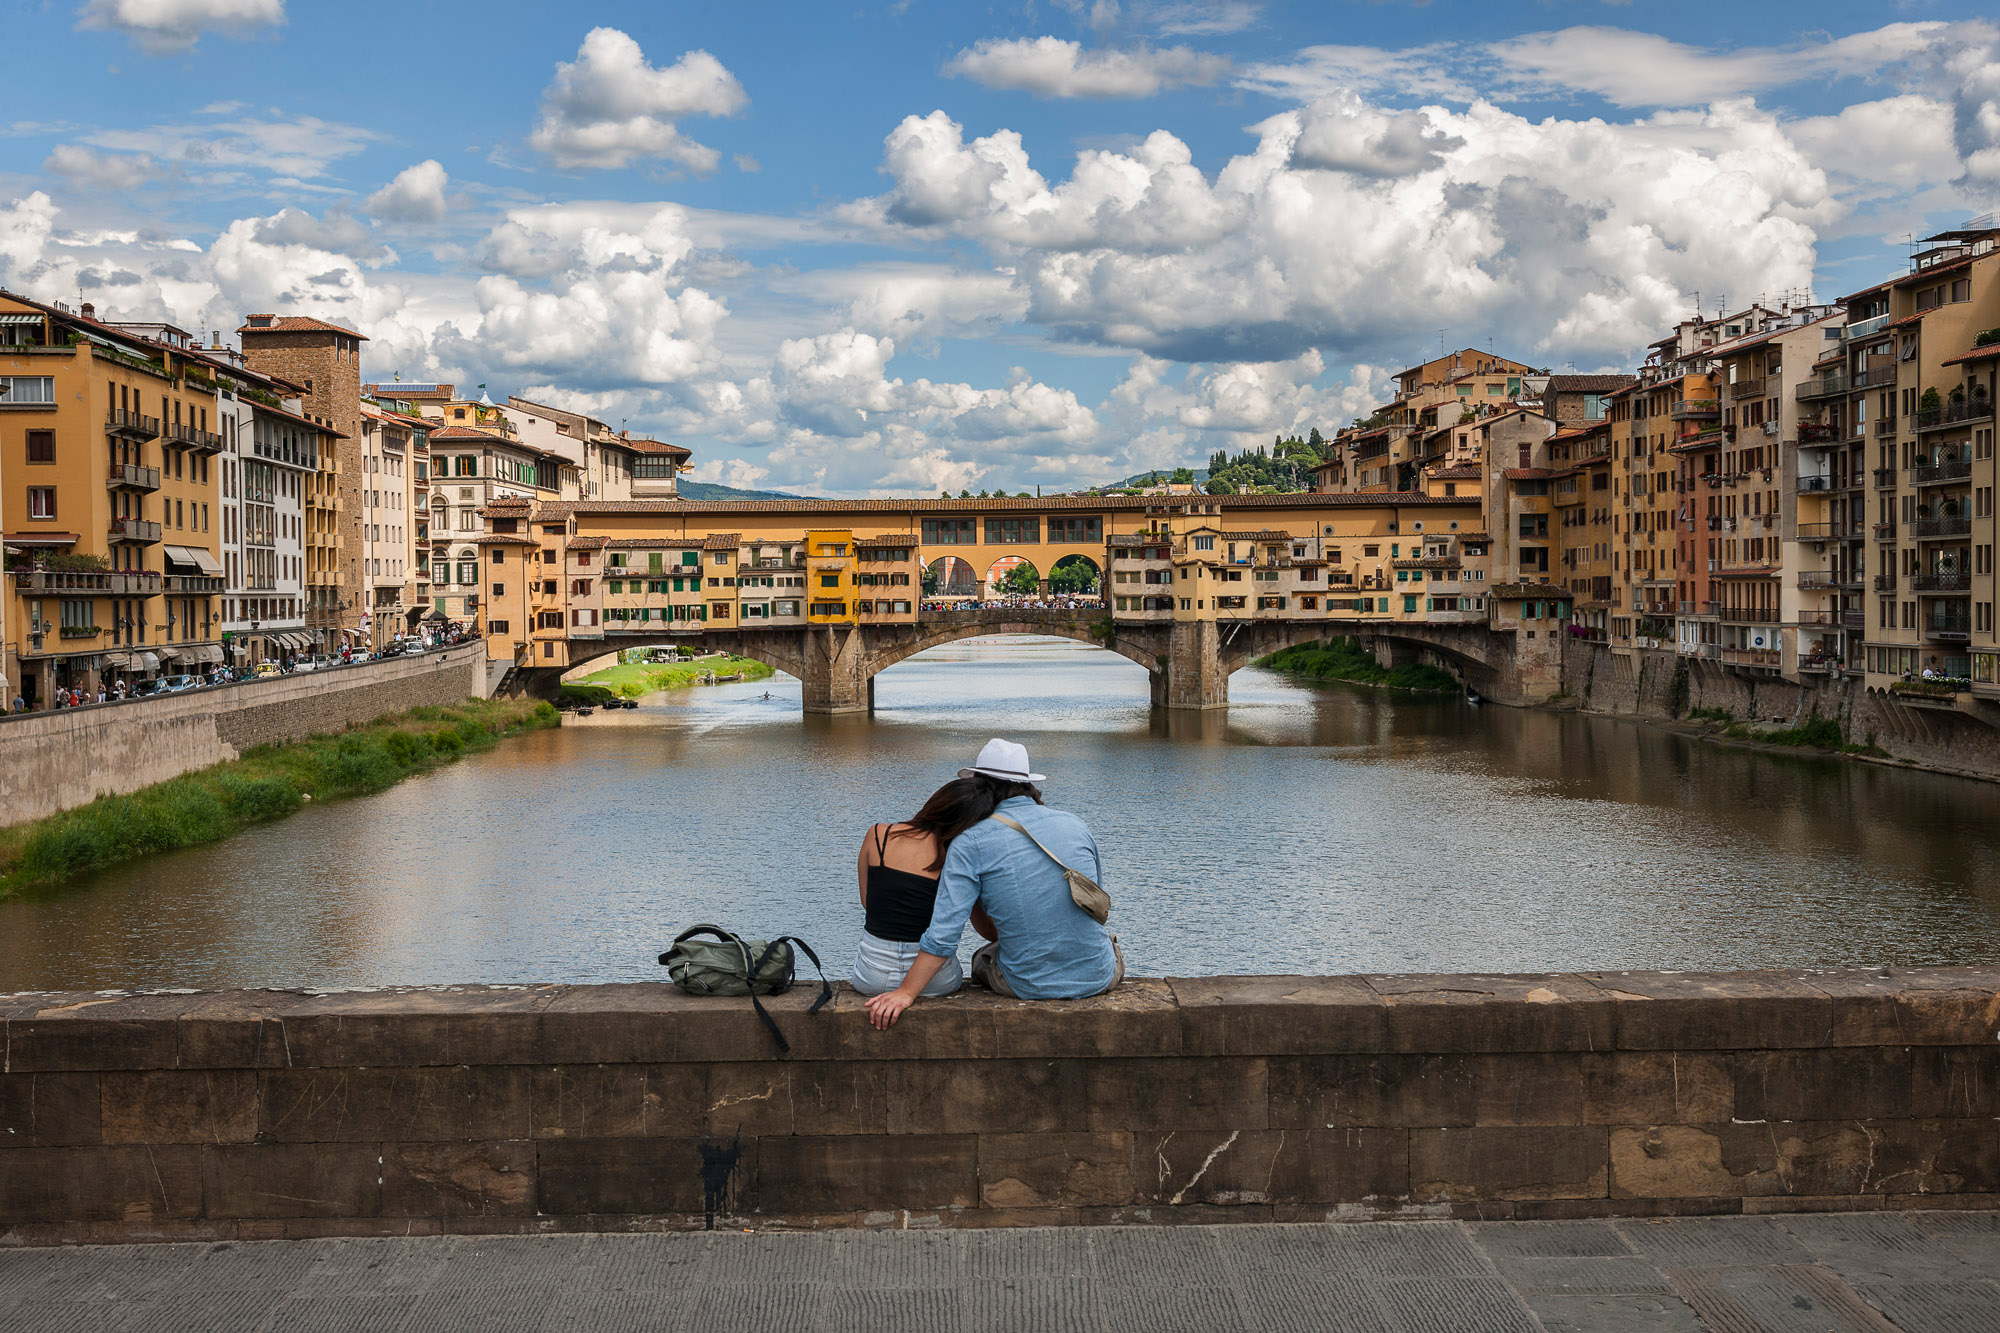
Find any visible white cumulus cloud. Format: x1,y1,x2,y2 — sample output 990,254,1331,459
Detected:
364,160,453,223
530,28,747,171
947,35,1230,98
77,0,285,54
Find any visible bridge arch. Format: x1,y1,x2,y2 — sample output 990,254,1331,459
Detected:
866,618,1159,678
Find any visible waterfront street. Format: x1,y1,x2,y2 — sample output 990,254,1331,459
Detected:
5,1213,1996,1332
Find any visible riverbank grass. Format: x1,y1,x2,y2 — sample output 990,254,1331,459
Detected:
1682,707,1886,756
1256,637,1459,693
0,697,557,896
562,653,774,703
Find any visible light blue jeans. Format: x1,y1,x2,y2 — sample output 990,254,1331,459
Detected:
849,930,964,996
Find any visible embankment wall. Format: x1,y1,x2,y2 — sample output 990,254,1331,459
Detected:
1563,642,2000,782
0,643,490,825
3,967,1996,1245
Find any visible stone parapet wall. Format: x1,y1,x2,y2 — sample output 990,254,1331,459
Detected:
0,644,489,826
3,967,1995,1246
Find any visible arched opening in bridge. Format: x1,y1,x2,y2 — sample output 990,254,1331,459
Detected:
870,631,1154,713
985,556,1042,600
1048,554,1102,597
922,555,979,600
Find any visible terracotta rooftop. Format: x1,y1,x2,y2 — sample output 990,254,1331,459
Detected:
365,383,455,400
1232,530,1294,541
702,533,741,550
1545,374,1638,394
1502,468,1575,481
1429,464,1483,479
617,437,692,457
855,534,919,547
239,315,368,340
568,535,609,550
534,492,1472,519
430,425,514,443
1941,343,2000,367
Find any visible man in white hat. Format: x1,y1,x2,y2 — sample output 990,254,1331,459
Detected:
865,738,1121,1029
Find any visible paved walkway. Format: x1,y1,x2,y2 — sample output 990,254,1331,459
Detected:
2,1212,1995,1332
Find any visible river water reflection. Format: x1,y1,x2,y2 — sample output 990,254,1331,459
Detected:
3,636,1998,990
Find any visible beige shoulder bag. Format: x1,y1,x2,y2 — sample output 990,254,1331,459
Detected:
992,814,1112,924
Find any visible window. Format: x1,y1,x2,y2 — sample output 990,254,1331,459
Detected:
491,583,505,598
985,517,1040,544
457,561,477,584
820,574,840,588
27,486,55,519
25,429,53,462
922,518,976,544
1047,516,1102,543
454,455,477,476
712,551,730,565
1193,536,1215,551
0,376,54,404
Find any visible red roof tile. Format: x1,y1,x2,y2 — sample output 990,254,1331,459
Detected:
238,315,368,340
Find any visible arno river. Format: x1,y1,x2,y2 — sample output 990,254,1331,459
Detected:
3,636,1998,990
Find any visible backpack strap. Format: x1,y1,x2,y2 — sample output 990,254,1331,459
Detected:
658,924,752,971
771,937,833,1015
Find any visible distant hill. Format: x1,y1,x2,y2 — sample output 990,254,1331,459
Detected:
1094,468,1210,492
677,480,805,501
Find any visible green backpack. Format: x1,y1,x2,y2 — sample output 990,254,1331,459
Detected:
659,924,831,1052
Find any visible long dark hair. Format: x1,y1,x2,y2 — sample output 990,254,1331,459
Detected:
895,777,1003,873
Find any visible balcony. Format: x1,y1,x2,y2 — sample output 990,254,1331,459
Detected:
1911,571,1972,593
1670,399,1720,420
1854,364,1898,389
1796,522,1838,541
1873,468,1898,490
58,624,102,640
105,408,160,440
1925,615,1972,642
105,463,162,493
1912,459,1972,486
1913,398,1994,433
1727,377,1765,400
1873,522,1898,540
164,421,224,454
1874,418,1900,439
1796,572,1852,591
1846,314,1890,341
1717,606,1782,624
1795,375,1847,401
108,517,163,545
1719,647,1782,668
1796,475,1833,494
1797,421,1843,444
11,568,162,596
163,574,224,594
1891,679,1968,704
1912,516,1972,539
1875,573,1898,593
1797,609,1866,627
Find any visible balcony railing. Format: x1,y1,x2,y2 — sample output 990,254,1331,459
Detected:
1874,574,1897,592
1796,475,1833,494
1727,377,1765,400
1795,375,1847,401
1873,522,1897,540
1872,468,1897,489
1795,522,1838,540
1874,418,1899,438
1912,459,1972,486
1912,516,1972,539
1912,571,1972,592
1670,399,1720,420
1926,616,1972,641
1719,647,1782,667
1796,573,1849,591
1854,364,1898,389
1797,609,1865,627
105,463,162,493
164,421,224,453
1717,606,1782,623
108,517,163,544
163,574,225,594
1913,399,1994,433
1797,421,1843,443
11,568,163,596
106,408,161,440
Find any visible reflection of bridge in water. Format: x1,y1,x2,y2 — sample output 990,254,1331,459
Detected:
537,607,1553,712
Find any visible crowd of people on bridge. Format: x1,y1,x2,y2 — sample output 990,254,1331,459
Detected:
919,596,1104,614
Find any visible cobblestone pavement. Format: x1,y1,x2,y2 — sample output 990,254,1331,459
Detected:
2,1212,1996,1332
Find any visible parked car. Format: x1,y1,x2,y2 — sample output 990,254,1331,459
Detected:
253,661,282,678
160,674,201,693
128,678,165,698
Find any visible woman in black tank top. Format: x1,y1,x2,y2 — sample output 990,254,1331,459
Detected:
849,778,999,997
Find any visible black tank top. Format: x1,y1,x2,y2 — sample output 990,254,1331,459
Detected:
864,825,941,943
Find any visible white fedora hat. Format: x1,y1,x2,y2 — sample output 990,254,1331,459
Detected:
959,738,1046,783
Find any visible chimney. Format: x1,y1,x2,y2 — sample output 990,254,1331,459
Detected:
80,302,95,319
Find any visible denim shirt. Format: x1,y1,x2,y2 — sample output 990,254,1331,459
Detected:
918,797,1115,1000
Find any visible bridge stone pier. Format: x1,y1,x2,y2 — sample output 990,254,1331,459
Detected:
544,609,1557,713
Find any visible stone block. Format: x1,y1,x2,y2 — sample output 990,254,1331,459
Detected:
1608,1120,1991,1201
101,1070,259,1144
1365,974,1614,1053
382,1141,535,1217
1912,1047,1999,1119
1475,1053,1585,1126
258,1066,532,1142
1582,1053,1733,1126
529,1063,704,1140
700,1063,800,1136
173,992,302,1069
5,994,184,1071
535,1137,708,1215
202,1142,383,1219
0,1072,101,1147
1731,1049,1912,1122
1166,975,1385,1056
1129,1130,1311,1206
1307,1127,1411,1205
887,1059,1086,1135
1267,1054,1474,1130
278,987,564,1068
832,981,1183,1063
1410,1126,1608,1201
0,1145,202,1222
786,1060,893,1135
1084,1058,1266,1132
1794,966,2000,1046
1588,971,1830,1050
538,983,762,1064
745,1135,977,1214
976,1132,1136,1208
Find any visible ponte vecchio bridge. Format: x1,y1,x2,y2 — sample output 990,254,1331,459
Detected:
476,493,1570,710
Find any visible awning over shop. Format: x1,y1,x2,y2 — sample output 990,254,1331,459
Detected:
163,545,224,576
133,652,159,673
0,313,42,325
101,651,131,669
189,645,225,664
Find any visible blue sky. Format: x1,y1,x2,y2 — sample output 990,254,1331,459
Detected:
3,1,1997,494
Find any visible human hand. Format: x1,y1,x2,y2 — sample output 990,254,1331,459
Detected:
866,990,915,1030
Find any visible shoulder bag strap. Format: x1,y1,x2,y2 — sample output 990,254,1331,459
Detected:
771,937,833,1015
992,814,1082,878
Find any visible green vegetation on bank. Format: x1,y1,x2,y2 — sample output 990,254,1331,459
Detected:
561,653,775,703
0,697,557,897
1681,707,1886,756
1255,638,1460,693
